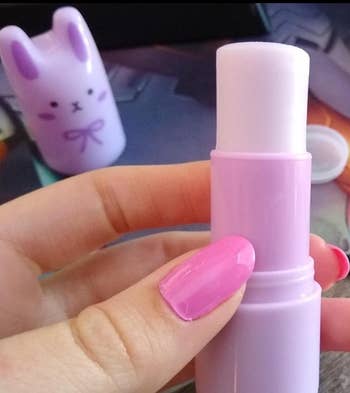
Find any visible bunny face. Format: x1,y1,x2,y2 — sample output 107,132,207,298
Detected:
35,74,108,126
0,7,126,175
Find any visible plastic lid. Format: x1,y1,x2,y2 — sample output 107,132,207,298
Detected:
216,42,310,153
307,124,349,184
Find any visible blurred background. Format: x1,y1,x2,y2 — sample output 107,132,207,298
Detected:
1,3,350,392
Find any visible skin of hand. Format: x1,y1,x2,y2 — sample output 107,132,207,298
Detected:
0,161,348,393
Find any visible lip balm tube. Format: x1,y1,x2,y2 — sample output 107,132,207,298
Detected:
195,42,322,393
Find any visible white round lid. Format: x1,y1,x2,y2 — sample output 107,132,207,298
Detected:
307,124,349,184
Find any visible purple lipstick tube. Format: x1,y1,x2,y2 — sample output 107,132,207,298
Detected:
195,42,322,392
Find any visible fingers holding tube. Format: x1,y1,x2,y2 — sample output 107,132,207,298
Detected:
0,236,254,393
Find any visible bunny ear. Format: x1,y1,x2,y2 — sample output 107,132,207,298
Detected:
0,26,39,80
53,7,91,63
11,40,39,80
67,22,89,62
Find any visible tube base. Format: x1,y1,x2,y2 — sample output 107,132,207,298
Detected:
196,279,321,393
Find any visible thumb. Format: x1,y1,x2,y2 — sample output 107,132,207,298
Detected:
0,236,255,393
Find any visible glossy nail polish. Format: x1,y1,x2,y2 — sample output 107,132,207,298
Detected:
328,244,350,280
159,236,255,321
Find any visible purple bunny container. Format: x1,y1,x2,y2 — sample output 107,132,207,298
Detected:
0,7,126,175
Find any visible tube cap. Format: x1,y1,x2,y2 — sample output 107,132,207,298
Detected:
216,42,310,153
307,124,349,184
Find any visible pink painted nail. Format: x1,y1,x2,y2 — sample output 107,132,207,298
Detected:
159,236,255,321
328,245,350,281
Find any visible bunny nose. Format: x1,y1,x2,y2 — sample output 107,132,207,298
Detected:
72,101,83,113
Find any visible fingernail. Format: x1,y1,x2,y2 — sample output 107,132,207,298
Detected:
159,236,255,321
328,245,350,281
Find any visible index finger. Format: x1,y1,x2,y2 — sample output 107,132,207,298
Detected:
0,161,210,271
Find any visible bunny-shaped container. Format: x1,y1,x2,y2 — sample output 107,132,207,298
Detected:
0,6,126,175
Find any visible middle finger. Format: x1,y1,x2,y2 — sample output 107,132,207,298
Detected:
41,232,348,326
41,231,210,323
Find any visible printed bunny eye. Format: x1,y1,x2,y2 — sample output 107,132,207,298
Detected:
87,88,94,95
50,101,59,108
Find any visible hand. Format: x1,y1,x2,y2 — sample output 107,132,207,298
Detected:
0,161,347,393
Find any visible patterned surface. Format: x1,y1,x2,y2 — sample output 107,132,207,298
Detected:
319,278,350,393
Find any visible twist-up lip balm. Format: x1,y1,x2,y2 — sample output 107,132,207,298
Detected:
196,42,321,393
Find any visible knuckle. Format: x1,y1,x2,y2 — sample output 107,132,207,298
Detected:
71,305,137,392
71,303,158,392
91,172,131,236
